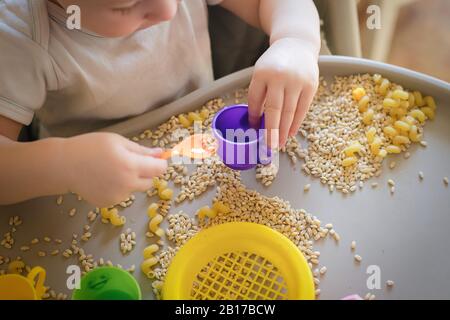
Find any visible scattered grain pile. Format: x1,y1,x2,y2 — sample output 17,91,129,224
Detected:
298,74,435,193
147,157,332,299
2,74,437,300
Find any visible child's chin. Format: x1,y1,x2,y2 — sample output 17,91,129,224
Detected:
138,20,159,31
138,13,177,31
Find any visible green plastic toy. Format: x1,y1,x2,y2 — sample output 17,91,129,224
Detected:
72,267,141,300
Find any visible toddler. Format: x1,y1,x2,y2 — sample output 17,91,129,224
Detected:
0,0,320,206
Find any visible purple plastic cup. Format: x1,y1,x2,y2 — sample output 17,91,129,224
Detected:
212,104,271,171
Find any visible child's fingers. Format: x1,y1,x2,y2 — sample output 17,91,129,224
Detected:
134,154,168,179
134,178,153,192
126,141,163,157
140,147,164,157
278,86,301,147
264,84,284,149
289,86,315,136
247,77,267,128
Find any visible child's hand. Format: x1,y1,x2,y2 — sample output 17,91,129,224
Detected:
248,38,319,148
62,132,167,207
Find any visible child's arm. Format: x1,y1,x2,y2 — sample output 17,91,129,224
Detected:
219,0,321,148
0,115,167,206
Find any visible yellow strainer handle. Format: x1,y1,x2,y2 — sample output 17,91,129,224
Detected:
27,267,46,299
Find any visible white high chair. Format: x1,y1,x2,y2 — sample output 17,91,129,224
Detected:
315,0,362,57
360,0,415,62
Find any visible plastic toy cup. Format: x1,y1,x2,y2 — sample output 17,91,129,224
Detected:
0,266,47,300
212,104,271,170
72,267,141,300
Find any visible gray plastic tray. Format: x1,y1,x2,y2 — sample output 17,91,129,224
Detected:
1,56,449,300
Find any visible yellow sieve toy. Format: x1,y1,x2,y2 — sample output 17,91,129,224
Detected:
163,222,314,300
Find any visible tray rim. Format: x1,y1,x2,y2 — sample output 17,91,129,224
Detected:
101,55,450,137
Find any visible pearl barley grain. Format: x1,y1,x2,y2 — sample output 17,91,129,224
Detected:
390,186,395,194
419,172,424,180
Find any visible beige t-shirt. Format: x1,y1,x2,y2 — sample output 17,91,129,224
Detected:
0,0,222,137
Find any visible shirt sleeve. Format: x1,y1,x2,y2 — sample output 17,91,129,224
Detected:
206,0,223,5
0,5,54,125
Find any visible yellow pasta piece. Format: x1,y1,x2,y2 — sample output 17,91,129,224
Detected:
389,107,398,119
409,125,422,142
366,127,376,144
409,109,426,123
196,206,216,219
110,211,126,226
158,188,173,201
141,257,159,270
358,96,370,112
212,201,231,214
393,135,410,145
396,108,407,118
383,98,399,109
206,210,217,218
188,112,203,123
352,87,366,101
200,109,210,120
399,101,410,109
108,208,119,217
143,244,159,260
8,260,25,274
110,216,126,227
424,96,436,110
386,145,401,154
152,177,161,189
379,79,390,95
342,157,358,167
370,137,382,155
154,228,165,237
383,126,398,138
100,208,111,219
421,107,435,120
149,214,163,233
344,143,362,157
147,203,159,219
408,92,415,108
373,74,382,84
196,207,207,220
378,149,387,158
413,91,425,107
178,114,192,128
362,109,374,125
141,258,159,278
392,89,409,101
394,120,410,132
403,115,416,126
158,182,168,192
152,178,168,192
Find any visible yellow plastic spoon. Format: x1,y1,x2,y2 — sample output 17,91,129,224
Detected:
159,134,217,160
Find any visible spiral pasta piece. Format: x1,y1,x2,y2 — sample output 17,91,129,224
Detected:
141,244,160,279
